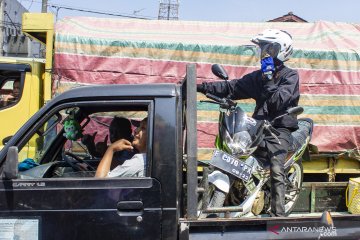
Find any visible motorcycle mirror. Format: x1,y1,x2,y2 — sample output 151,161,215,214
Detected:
211,64,229,80
287,106,304,116
271,106,304,125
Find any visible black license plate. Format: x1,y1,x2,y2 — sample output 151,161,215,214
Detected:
210,150,252,182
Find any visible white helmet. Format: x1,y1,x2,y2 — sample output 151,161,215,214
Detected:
251,29,293,62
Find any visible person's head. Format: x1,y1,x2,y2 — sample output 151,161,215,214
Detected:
109,117,132,143
251,29,293,63
132,117,147,153
12,80,20,98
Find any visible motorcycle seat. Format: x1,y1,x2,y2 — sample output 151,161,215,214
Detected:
253,118,313,170
288,118,313,152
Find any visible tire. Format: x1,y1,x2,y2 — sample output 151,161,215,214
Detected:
197,185,213,218
209,189,226,208
197,185,211,210
284,161,303,216
197,184,226,218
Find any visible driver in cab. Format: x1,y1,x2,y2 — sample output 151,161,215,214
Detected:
1,79,20,107
95,118,147,178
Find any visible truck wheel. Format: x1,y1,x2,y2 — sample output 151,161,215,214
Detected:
284,161,303,216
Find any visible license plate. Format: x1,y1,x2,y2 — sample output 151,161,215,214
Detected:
210,150,253,182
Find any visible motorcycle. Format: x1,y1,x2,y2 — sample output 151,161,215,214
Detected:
198,64,314,218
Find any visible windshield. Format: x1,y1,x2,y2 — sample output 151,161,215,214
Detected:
223,107,256,136
18,108,78,163
221,106,259,156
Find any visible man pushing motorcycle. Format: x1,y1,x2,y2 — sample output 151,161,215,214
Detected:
197,29,299,217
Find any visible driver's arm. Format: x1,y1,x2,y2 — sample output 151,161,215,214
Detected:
95,139,133,178
0,94,15,106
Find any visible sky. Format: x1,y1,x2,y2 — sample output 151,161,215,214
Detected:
22,0,360,24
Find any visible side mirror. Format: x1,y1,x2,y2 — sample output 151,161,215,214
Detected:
287,106,304,116
2,136,12,145
271,106,304,125
1,146,18,179
211,64,229,80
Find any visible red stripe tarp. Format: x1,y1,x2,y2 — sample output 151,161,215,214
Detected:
53,17,360,156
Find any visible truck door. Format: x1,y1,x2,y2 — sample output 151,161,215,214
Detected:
0,62,40,149
0,100,161,240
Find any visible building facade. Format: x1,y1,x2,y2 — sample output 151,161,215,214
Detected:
0,0,41,57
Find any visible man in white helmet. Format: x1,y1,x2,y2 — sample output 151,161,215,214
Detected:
197,29,299,217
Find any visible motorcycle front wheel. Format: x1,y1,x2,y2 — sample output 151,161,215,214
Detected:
197,184,226,218
284,161,303,216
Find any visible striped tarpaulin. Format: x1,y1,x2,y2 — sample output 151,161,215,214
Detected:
53,17,360,158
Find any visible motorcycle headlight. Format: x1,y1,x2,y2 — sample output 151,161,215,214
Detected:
231,131,253,155
233,131,252,150
223,130,252,156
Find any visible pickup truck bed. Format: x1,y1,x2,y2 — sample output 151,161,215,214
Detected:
180,214,360,239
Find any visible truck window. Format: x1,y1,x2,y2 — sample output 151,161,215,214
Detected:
0,75,22,108
16,103,151,179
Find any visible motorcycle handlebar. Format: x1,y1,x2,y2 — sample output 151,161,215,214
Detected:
205,93,237,109
205,93,223,103
263,121,281,136
269,125,280,136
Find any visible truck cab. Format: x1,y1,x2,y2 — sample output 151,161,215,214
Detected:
0,58,45,148
0,13,53,148
0,82,184,239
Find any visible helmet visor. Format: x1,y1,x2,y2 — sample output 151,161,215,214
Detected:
258,42,281,59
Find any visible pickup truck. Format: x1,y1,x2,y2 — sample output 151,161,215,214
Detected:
0,64,359,240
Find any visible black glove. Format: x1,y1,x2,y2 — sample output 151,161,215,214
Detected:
196,83,205,93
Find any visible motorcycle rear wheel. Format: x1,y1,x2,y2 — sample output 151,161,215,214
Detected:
284,161,303,216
